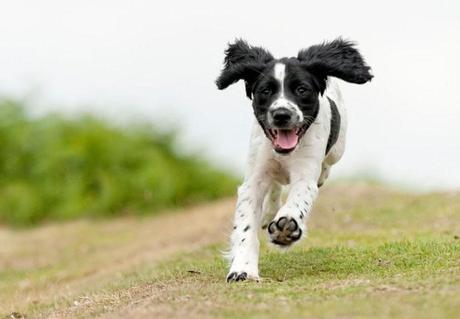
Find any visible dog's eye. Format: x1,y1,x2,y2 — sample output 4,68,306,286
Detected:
295,86,310,96
261,88,272,96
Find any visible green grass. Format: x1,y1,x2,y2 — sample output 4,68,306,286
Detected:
146,239,459,319
0,99,238,225
2,183,454,318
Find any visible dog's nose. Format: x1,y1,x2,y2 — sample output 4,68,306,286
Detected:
271,108,292,126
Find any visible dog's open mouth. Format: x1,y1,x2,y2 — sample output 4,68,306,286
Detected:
267,127,305,154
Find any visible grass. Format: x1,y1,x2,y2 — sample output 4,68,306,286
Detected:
147,240,459,319
0,99,238,226
1,183,459,318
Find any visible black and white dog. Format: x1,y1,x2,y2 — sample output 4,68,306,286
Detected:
216,38,372,282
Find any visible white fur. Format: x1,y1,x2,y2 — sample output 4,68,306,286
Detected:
269,63,304,122
227,77,346,281
274,63,286,95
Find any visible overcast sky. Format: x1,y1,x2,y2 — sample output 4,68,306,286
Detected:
1,0,459,190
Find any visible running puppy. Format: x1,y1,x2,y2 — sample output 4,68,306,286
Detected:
216,38,373,282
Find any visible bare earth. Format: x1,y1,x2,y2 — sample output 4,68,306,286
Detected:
0,198,235,318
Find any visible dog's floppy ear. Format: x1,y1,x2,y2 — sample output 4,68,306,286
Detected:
216,39,274,99
297,38,373,94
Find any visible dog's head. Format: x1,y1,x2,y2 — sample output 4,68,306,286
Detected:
216,38,373,154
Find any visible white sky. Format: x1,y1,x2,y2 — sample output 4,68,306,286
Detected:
0,0,459,190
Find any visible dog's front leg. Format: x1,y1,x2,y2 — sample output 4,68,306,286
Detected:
226,175,270,282
268,162,320,247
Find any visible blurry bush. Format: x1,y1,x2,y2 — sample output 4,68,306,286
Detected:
0,99,239,226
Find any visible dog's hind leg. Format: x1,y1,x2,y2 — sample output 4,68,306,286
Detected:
261,182,282,229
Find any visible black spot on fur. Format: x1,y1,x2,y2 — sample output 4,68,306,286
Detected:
233,226,237,230
241,238,246,242
326,97,341,155
243,225,250,232
240,197,249,203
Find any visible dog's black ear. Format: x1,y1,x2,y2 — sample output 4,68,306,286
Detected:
297,38,373,94
216,39,274,99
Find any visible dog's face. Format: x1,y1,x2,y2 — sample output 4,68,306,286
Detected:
216,38,373,154
251,59,322,153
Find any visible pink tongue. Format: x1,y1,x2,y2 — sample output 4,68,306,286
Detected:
275,129,298,149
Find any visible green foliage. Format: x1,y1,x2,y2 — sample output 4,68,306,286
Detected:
0,99,239,225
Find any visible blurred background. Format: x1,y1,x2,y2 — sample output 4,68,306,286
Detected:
0,0,459,225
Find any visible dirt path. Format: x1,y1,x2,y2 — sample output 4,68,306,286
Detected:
0,198,235,318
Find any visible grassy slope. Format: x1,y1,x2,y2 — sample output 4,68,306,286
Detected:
1,183,459,318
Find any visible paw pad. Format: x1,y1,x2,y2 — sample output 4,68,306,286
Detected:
268,217,302,246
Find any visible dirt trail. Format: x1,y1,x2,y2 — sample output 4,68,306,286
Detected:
0,198,235,317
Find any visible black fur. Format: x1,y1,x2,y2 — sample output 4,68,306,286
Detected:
248,58,322,146
326,97,341,155
216,39,274,98
297,38,373,94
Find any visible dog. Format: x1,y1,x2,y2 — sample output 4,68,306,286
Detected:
216,38,373,282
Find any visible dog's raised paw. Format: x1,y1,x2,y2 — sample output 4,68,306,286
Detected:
268,216,302,246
